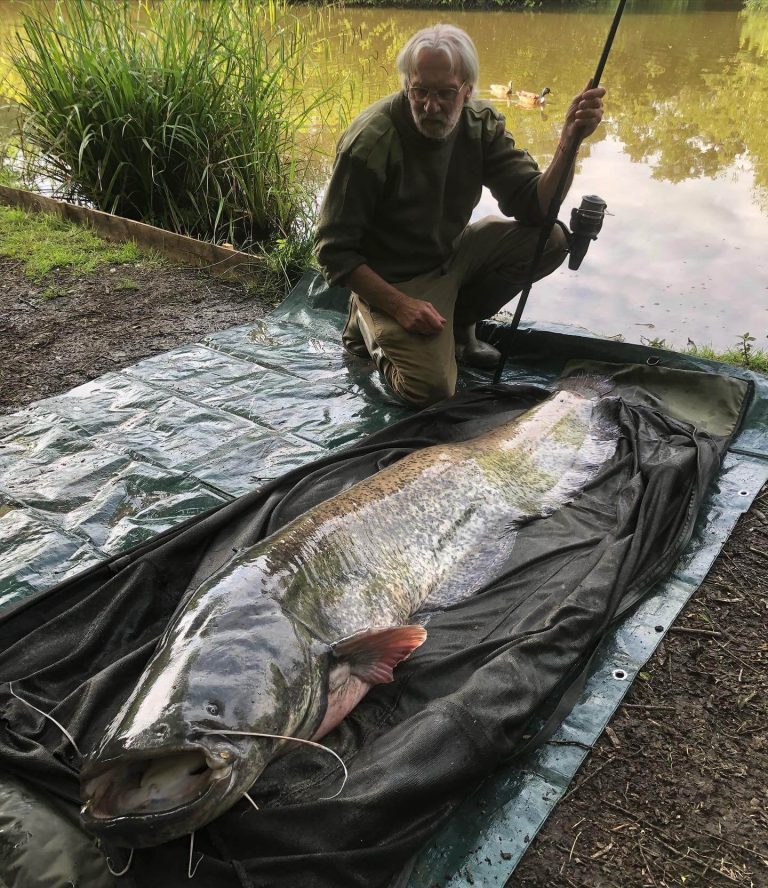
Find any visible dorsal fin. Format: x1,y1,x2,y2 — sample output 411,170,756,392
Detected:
331,625,427,684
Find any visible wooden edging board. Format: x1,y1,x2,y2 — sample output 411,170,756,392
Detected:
0,185,263,283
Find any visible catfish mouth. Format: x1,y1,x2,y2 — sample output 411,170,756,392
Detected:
81,748,234,824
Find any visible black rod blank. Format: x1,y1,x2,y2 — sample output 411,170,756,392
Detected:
492,0,628,385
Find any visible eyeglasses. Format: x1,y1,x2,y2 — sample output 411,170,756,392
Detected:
406,82,466,104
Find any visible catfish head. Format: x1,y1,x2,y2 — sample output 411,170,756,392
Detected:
80,587,328,848
80,579,425,848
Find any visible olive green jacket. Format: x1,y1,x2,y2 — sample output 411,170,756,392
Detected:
314,91,543,286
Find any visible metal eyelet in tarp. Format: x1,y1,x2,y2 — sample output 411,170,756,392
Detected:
0,271,766,888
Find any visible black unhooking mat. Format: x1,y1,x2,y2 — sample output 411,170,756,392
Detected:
0,363,751,888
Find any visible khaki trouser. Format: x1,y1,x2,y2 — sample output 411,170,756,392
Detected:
344,216,568,407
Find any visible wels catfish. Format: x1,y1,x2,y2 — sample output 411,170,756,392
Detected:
80,378,617,847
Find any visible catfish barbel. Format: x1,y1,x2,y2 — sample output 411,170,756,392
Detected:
80,378,617,847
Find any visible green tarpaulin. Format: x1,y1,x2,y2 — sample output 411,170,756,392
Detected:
0,271,766,887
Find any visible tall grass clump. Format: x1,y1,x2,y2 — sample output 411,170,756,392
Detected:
10,0,348,270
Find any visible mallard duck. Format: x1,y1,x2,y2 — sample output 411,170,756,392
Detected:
516,86,552,108
489,80,514,99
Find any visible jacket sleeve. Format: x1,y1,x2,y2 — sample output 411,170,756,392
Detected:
314,147,383,287
483,119,544,226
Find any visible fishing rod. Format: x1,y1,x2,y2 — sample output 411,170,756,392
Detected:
492,0,627,385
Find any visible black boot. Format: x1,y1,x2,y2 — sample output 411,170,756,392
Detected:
454,323,501,369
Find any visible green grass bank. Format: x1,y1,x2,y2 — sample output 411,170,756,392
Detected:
0,205,152,280
0,203,296,303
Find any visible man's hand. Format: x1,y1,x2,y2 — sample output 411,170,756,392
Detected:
393,294,446,336
537,79,605,214
344,264,446,336
561,79,606,147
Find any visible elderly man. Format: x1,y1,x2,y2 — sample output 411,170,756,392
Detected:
315,23,605,407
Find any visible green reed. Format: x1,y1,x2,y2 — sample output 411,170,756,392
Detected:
10,0,348,257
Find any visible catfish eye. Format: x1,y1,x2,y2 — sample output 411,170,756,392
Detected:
206,703,220,717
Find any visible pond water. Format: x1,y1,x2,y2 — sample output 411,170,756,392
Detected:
2,1,767,351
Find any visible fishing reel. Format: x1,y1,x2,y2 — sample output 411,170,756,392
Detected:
567,194,608,270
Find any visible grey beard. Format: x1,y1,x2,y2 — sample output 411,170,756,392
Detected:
414,116,455,140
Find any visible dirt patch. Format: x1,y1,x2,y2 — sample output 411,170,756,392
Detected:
0,258,273,412
1,255,766,888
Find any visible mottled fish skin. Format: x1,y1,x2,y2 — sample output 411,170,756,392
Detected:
80,381,617,847
261,385,618,628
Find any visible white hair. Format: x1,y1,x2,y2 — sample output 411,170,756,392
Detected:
396,24,479,93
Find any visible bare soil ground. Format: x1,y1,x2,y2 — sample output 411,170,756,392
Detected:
0,258,272,410
1,257,766,888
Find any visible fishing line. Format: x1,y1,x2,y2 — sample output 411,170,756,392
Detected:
203,729,349,800
8,681,83,759
106,848,134,878
188,832,204,879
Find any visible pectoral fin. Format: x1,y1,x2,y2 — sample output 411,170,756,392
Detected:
331,625,428,684
312,626,427,740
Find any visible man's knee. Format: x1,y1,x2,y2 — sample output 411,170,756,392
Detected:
544,222,569,270
511,221,568,282
519,221,567,270
385,364,455,408
475,220,568,286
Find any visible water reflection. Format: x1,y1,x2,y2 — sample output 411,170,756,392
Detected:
1,1,766,349
475,136,768,349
